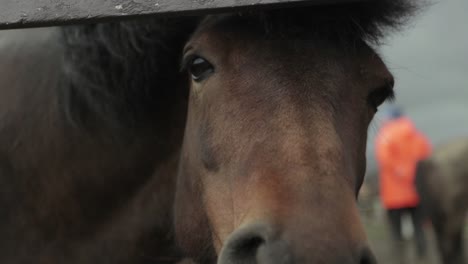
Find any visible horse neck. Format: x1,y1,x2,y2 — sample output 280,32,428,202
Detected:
0,27,188,262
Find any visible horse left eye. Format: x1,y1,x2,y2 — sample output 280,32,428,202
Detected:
189,57,214,82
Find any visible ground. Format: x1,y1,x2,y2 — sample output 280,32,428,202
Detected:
359,200,468,264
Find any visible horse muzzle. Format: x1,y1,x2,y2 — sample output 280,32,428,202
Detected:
217,222,376,264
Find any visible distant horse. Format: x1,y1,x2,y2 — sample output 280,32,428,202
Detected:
0,1,418,263
416,137,468,264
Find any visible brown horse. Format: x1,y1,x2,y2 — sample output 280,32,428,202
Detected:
416,137,468,264
0,1,417,263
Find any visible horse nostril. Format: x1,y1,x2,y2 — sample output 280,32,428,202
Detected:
359,247,377,264
231,235,265,260
218,223,269,264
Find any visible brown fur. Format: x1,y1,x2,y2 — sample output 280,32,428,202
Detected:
174,14,395,263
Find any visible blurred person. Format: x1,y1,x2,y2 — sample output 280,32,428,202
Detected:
375,105,432,263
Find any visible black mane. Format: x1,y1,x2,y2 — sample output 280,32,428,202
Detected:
60,17,199,133
60,0,419,132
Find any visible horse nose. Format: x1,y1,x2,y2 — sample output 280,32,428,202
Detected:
218,223,378,264
217,222,293,264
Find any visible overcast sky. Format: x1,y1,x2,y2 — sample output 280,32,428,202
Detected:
366,0,468,171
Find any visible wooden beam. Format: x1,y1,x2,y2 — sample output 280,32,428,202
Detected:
0,0,361,29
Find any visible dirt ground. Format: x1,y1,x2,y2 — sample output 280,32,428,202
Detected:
359,200,468,264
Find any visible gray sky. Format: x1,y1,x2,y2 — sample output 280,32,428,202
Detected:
366,0,468,172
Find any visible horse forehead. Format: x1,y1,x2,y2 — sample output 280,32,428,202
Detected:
190,15,310,53
187,16,390,110
189,20,379,74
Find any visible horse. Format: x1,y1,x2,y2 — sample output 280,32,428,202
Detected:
416,137,468,264
0,1,418,263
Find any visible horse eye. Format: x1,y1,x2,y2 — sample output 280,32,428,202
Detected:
189,57,214,82
368,86,395,112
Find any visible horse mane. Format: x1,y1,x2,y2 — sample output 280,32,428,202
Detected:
60,17,199,133
59,0,419,133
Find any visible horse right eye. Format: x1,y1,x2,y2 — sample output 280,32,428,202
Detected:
367,85,395,112
189,57,214,82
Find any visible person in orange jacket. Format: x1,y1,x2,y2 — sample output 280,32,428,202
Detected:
375,106,432,261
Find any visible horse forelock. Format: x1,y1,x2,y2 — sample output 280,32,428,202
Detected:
201,0,420,45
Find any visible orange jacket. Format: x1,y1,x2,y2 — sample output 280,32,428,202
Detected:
375,117,432,209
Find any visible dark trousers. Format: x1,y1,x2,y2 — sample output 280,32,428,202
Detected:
387,207,427,260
